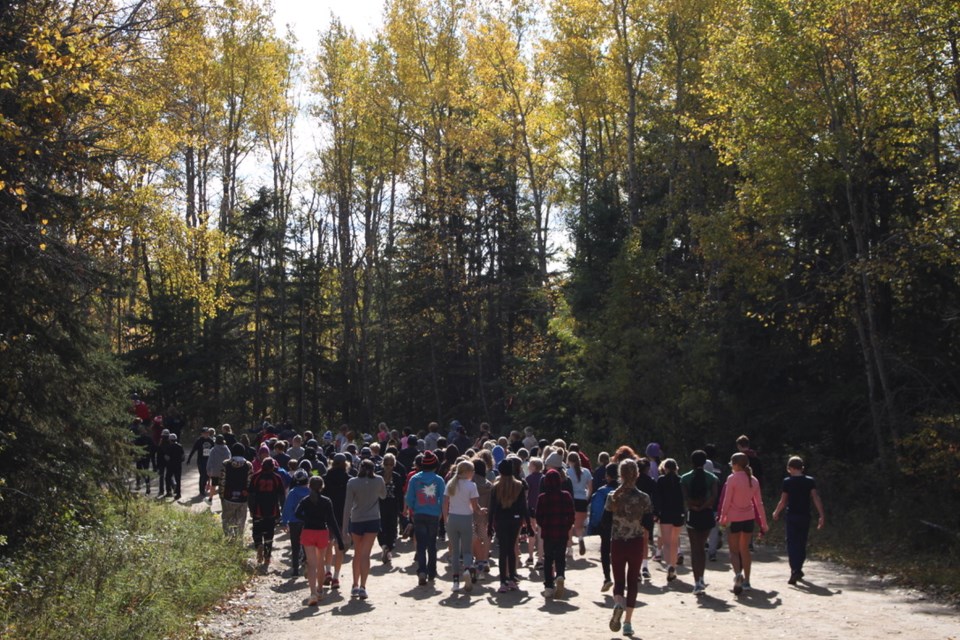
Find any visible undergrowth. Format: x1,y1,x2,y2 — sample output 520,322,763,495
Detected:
0,496,251,640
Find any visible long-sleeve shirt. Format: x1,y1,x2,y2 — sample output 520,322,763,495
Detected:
719,470,768,530
343,476,387,528
206,444,232,478
248,469,285,520
282,485,310,525
535,486,575,540
405,471,446,517
295,494,345,549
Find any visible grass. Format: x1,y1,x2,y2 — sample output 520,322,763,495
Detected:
0,495,252,640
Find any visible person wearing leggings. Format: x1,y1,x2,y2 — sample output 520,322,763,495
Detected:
248,457,285,571
681,450,719,595
488,457,530,593
603,458,653,637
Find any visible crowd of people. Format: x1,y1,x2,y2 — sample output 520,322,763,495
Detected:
130,417,826,636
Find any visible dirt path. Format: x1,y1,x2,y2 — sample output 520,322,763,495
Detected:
161,462,956,640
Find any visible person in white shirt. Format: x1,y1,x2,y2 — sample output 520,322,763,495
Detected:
442,460,486,593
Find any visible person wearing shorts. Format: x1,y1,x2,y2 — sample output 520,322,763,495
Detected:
295,475,345,606
342,459,386,600
719,452,768,594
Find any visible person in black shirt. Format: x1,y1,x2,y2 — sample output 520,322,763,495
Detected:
296,475,346,606
157,433,184,499
772,456,825,584
133,427,156,495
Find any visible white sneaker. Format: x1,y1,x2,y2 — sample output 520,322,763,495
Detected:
452,577,460,592
463,570,473,592
542,587,555,598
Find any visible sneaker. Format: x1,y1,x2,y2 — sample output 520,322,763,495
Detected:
667,566,677,582
498,583,510,593
676,553,684,566
418,573,428,586
351,586,360,598
797,570,805,580
382,548,390,563
330,578,340,590
601,579,613,592
307,594,319,606
542,587,555,598
357,586,368,600
733,573,743,595
742,580,752,592
693,579,704,595
609,604,624,632
653,553,662,562
323,572,332,586
788,572,798,585
579,538,586,556
507,580,519,591
623,621,634,636
641,567,651,581
708,553,717,562
526,556,534,566
452,576,460,593
554,576,565,598
463,570,473,592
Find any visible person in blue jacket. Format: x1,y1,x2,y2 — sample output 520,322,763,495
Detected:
405,449,446,585
282,469,311,577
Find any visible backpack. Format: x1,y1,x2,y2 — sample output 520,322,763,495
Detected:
587,484,613,535
222,461,250,502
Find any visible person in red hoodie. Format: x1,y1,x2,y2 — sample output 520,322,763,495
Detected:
248,457,286,572
536,468,575,599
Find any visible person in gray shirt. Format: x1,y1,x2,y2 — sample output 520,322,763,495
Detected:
342,459,386,600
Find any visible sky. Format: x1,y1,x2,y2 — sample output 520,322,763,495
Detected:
272,0,384,45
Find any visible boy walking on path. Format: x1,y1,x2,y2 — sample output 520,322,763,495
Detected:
536,468,575,598
772,456,825,585
405,450,446,585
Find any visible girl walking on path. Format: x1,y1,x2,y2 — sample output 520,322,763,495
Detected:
719,451,768,594
295,475,346,606
442,460,485,592
489,457,531,593
378,453,406,564
567,452,593,557
536,468,575,599
471,458,493,576
681,450,719,595
772,456,825,585
604,458,653,637
656,458,685,583
342,459,387,600
281,469,311,577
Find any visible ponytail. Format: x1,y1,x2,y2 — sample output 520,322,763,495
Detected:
730,452,752,487
358,459,376,479
568,453,582,482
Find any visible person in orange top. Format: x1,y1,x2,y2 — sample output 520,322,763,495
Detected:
719,451,768,594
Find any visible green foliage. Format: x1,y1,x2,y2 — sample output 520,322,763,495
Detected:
0,496,251,640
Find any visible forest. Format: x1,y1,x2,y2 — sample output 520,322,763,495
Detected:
1,0,959,556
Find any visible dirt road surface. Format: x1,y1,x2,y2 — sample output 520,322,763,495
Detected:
161,464,957,640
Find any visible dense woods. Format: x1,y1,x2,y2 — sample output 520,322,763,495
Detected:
2,0,960,548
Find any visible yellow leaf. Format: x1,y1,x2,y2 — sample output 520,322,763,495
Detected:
39,243,46,251
181,8,189,17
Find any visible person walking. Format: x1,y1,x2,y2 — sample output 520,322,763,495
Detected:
220,443,253,538
567,451,593,557
772,455,825,585
248,457,285,572
536,468,575,599
588,462,619,591
488,457,530,593
719,451,768,594
282,469,311,577
295,475,346,606
322,453,351,590
187,427,216,498
656,458,685,583
342,459,387,599
604,458,653,637
681,450,719,595
405,449,446,586
442,459,484,593
377,452,405,564
206,434,231,504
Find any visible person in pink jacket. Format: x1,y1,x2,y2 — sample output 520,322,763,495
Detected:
719,452,768,595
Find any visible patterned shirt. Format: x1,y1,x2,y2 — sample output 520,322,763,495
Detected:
605,487,653,541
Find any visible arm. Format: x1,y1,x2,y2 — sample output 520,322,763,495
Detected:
342,484,354,534
442,494,450,522
811,489,825,529
323,498,346,550
772,492,789,520
753,482,769,533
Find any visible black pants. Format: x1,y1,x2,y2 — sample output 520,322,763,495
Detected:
197,459,209,495
543,536,567,589
378,506,399,551
786,514,811,574
600,530,612,581
164,466,181,496
135,459,151,490
156,462,166,490
495,517,521,583
288,522,303,572
253,517,277,557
